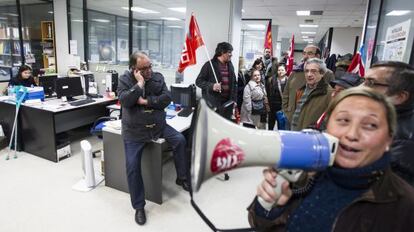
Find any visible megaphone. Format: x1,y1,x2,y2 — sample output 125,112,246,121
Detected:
191,99,339,193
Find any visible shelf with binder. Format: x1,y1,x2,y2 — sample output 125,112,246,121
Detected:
0,25,31,81
40,21,55,71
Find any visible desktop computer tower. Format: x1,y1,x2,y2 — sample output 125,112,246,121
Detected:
94,71,118,96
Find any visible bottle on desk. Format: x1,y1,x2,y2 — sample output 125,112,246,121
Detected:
7,86,15,99
166,101,176,116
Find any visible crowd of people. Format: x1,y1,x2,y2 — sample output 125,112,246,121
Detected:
192,41,414,230
5,39,414,229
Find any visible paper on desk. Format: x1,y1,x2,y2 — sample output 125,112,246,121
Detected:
105,120,121,130
0,96,10,101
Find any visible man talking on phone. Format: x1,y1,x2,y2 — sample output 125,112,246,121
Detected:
117,52,190,226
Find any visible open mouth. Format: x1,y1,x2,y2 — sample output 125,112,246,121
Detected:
339,143,361,153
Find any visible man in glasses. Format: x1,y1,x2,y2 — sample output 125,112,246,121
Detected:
364,61,414,186
282,45,334,128
289,58,333,131
117,52,190,226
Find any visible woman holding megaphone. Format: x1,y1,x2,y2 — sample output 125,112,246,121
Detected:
248,87,414,231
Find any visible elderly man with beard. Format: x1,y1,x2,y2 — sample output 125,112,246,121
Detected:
289,58,333,131
282,45,334,127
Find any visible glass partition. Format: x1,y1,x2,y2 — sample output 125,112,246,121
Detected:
0,1,19,81
20,0,54,72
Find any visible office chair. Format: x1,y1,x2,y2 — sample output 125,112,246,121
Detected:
90,116,117,157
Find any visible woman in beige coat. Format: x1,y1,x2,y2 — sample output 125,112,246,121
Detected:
240,69,267,129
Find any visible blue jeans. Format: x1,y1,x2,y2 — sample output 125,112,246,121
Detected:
123,124,188,209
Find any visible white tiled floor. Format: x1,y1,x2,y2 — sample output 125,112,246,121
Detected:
0,136,263,232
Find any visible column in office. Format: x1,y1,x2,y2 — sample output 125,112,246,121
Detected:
53,0,70,75
182,0,243,84
271,25,279,56
281,37,291,58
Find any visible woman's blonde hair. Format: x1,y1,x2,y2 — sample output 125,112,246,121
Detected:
325,86,397,137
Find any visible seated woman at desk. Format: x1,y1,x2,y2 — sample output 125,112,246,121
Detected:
8,65,36,87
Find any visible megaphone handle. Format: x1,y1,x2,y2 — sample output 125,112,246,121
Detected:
257,174,287,211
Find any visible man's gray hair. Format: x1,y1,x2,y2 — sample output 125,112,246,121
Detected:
305,58,327,74
129,51,149,69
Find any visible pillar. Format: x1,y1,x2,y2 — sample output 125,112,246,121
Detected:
53,0,70,75
183,0,243,84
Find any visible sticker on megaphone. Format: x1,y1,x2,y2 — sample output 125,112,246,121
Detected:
211,138,245,173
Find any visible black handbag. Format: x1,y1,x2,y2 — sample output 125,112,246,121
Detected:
248,84,266,115
251,99,265,115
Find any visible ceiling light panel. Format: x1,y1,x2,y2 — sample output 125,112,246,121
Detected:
296,11,310,16
301,31,316,34
247,24,266,29
122,6,159,14
299,24,319,28
168,7,186,13
386,10,410,16
161,17,181,21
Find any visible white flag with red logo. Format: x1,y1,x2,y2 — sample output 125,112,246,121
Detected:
178,14,205,73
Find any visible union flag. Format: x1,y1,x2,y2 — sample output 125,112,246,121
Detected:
178,14,205,73
264,21,272,56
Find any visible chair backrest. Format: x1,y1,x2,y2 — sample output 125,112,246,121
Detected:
90,116,117,138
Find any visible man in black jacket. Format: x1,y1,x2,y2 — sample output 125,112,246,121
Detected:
364,61,414,186
117,52,189,226
196,42,237,120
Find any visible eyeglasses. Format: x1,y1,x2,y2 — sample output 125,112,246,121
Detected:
304,69,320,74
303,51,316,56
363,78,389,88
138,63,152,72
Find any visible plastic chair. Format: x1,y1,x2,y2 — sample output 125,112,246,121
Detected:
90,116,117,157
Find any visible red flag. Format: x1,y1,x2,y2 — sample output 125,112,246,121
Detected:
286,34,295,76
264,21,272,56
347,45,365,77
178,14,205,73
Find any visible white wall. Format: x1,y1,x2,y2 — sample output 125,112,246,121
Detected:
330,27,363,56
183,0,242,85
53,0,70,76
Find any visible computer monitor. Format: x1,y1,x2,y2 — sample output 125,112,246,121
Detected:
170,84,196,109
38,75,57,98
55,76,84,101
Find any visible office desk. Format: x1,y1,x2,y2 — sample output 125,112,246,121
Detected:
0,97,117,162
103,111,193,204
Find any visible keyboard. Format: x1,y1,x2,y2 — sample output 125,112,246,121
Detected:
69,98,95,106
177,108,193,117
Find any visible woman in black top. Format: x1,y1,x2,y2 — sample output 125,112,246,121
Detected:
267,64,287,130
8,65,36,87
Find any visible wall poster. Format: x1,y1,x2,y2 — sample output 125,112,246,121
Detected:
383,19,411,61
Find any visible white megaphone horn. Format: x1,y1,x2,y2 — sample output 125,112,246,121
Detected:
191,99,339,195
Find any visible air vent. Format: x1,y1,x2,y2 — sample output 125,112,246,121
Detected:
305,19,314,23
310,11,323,15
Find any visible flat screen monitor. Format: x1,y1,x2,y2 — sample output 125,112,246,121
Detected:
55,76,84,101
170,84,196,108
38,75,57,98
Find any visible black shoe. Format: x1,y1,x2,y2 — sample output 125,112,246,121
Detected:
224,173,230,181
135,209,146,225
176,178,191,192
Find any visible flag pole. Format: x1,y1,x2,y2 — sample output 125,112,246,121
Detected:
202,45,219,84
